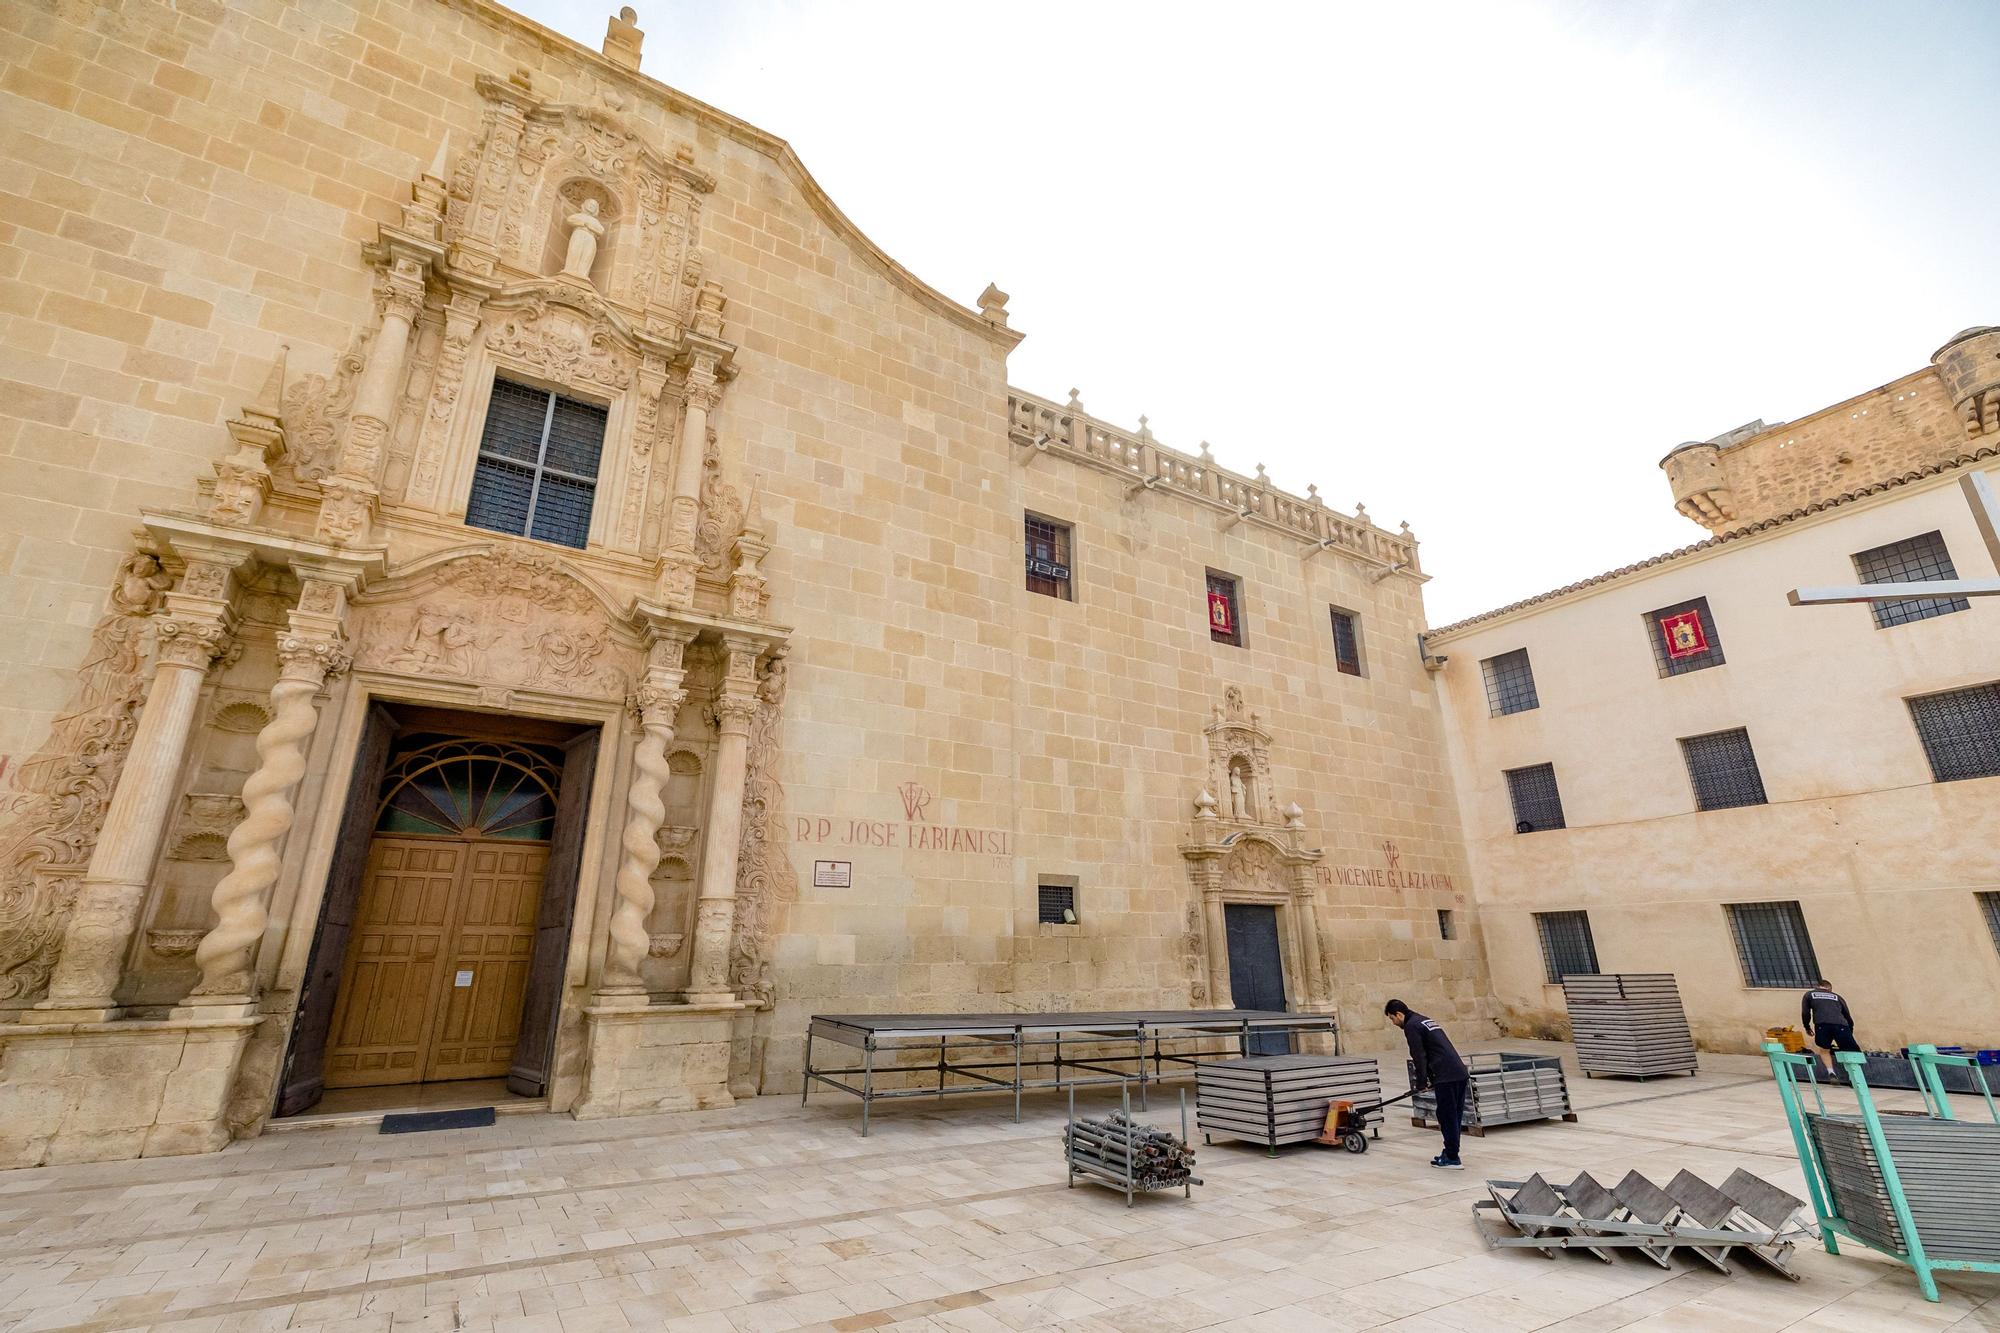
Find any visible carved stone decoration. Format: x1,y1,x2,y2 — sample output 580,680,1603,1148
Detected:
1203,685,1280,828
0,552,172,1000
146,929,203,958
351,549,637,699
486,303,632,393
729,656,795,1007
168,794,245,861
190,631,352,998
405,294,483,509
559,197,606,282
604,684,685,991
647,932,685,959
1181,897,1209,1007
694,429,743,577
279,338,366,483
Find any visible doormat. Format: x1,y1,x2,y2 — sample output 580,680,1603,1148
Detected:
379,1107,497,1134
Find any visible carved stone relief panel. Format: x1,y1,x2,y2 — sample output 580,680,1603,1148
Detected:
349,549,640,699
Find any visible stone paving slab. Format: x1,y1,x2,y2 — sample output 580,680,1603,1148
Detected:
0,1040,1993,1331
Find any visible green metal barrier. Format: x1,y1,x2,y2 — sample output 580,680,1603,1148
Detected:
1764,1042,2000,1302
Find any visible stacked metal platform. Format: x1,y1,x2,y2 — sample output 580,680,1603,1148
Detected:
1196,1054,1380,1151
1807,1113,2000,1263
1414,1052,1574,1134
1563,973,1697,1078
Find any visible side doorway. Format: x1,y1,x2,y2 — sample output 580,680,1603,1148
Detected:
1224,902,1292,1056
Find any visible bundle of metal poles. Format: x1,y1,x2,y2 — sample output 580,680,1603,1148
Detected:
1064,1109,1200,1191
1064,1085,1201,1206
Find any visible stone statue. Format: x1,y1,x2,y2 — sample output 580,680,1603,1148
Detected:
560,197,605,282
1228,765,1247,821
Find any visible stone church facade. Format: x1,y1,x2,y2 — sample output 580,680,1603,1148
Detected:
0,0,1483,1165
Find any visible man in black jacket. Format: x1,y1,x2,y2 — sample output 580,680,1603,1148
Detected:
1802,978,1859,1076
1386,998,1469,1170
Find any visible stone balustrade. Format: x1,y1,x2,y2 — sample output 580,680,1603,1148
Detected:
1006,389,1420,571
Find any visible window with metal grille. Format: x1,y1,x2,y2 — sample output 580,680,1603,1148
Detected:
1979,892,2000,959
1725,901,1819,988
1024,513,1073,600
1481,648,1539,716
1534,910,1598,984
1505,763,1565,833
1643,595,1726,677
1907,682,2000,783
1329,607,1362,676
1437,909,1456,942
1680,727,1769,811
1206,570,1243,647
1037,881,1076,925
465,378,607,550
1853,530,1969,629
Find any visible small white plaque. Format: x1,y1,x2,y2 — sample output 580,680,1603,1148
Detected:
813,860,852,889
453,969,474,987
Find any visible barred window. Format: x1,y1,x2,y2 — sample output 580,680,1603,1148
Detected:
1907,682,2000,783
1853,530,1969,629
1329,608,1363,676
1025,513,1073,600
1534,910,1599,984
1644,595,1726,677
1505,763,1566,833
465,378,607,550
1206,570,1244,647
1481,648,1540,716
1038,881,1077,924
1680,728,1769,811
1725,901,1819,988
1979,892,2000,959
1437,909,1456,942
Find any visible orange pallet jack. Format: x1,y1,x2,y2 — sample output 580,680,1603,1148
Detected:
1315,1087,1418,1153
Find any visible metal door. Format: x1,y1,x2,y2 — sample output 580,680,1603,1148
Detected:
1224,903,1290,1056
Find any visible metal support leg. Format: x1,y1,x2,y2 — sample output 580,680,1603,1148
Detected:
937,1036,947,1102
1013,1028,1022,1124
1137,1030,1149,1111
801,1030,813,1108
862,1040,874,1138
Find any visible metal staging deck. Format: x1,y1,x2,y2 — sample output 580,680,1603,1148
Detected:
802,1009,1337,1135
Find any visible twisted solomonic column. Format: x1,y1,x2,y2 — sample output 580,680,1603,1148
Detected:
188,633,350,1001
601,684,684,994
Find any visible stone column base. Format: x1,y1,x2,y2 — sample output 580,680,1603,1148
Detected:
1293,1000,1341,1056
0,1015,260,1167
571,1000,748,1121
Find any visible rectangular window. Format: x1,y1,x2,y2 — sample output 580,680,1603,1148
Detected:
1505,763,1566,833
1437,909,1456,942
1853,530,1970,629
1979,892,2000,958
1037,881,1077,925
1907,682,2000,783
465,378,608,550
1680,727,1769,811
1206,571,1243,647
1725,901,1819,988
1024,513,1073,601
1481,648,1540,716
1329,608,1363,676
1534,910,1599,984
1644,595,1726,678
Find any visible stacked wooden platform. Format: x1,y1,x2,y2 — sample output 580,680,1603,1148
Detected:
1414,1052,1575,1134
1808,1113,2000,1264
1196,1054,1380,1151
1563,973,1697,1079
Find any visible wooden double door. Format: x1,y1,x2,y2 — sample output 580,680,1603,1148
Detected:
322,835,549,1088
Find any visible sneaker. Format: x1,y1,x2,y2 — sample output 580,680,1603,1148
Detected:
1430,1154,1465,1170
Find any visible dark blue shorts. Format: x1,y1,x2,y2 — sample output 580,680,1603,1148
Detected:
1815,1024,1859,1053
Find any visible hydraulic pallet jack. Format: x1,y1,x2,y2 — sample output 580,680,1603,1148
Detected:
1315,1087,1420,1153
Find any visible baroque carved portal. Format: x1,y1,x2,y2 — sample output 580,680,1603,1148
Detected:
1178,687,1331,1016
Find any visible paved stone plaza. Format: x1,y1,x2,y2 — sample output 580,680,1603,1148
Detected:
0,1041,1992,1332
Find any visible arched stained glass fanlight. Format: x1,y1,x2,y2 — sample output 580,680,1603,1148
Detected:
375,737,563,840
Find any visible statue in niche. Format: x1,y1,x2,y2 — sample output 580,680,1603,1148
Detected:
560,197,605,283
1228,758,1253,821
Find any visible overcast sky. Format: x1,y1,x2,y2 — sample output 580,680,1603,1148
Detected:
514,0,2000,624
